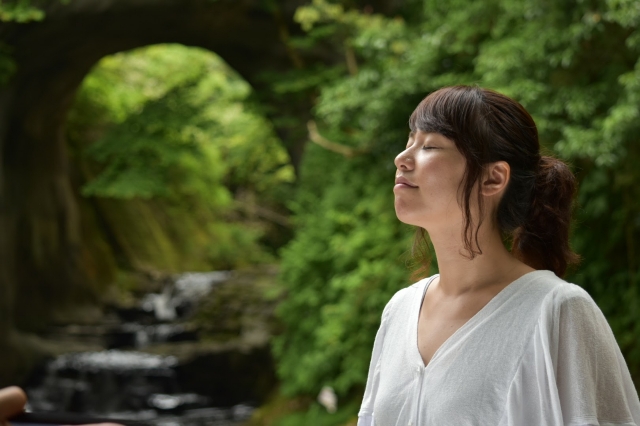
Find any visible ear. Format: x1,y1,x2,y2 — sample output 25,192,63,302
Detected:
481,161,510,197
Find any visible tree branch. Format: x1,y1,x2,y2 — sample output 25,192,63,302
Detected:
307,120,367,158
233,200,291,228
344,42,358,75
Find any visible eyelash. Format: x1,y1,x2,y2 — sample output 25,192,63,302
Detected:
422,146,438,150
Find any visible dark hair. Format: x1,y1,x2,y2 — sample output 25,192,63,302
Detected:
408,86,579,277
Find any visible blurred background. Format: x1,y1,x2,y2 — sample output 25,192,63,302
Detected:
0,0,638,425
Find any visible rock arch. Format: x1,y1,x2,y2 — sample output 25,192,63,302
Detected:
0,0,313,381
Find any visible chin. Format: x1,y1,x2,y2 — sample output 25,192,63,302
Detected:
394,207,421,227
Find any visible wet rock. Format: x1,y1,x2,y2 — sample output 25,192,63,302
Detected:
20,266,281,424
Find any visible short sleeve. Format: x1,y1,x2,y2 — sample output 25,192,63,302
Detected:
502,285,640,426
551,286,640,425
357,295,395,426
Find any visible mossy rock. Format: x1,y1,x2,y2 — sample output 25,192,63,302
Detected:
192,265,281,342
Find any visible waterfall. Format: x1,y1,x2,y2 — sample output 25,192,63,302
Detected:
24,271,267,426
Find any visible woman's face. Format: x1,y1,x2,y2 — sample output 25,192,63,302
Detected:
393,131,468,230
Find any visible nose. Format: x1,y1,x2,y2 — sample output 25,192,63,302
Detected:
394,148,413,171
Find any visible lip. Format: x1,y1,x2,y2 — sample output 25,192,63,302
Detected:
394,176,418,188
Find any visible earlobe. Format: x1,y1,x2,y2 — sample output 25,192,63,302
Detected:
481,161,510,197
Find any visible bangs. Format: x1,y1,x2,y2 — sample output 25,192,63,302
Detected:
408,86,485,142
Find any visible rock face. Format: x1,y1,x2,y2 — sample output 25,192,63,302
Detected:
0,0,311,379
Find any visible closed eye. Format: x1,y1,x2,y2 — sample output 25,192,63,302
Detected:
422,146,440,150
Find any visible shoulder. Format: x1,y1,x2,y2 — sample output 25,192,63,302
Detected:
536,273,599,313
494,270,605,330
517,270,594,308
532,272,609,333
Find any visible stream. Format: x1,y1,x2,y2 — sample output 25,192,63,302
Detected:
22,270,278,426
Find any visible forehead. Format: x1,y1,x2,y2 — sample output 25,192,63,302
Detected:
408,130,455,145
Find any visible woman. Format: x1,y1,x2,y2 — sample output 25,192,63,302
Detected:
358,86,640,425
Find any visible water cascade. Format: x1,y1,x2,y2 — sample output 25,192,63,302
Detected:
23,269,278,425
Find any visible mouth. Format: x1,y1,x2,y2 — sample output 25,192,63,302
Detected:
394,176,418,188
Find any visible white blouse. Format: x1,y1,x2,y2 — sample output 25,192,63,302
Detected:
358,270,640,426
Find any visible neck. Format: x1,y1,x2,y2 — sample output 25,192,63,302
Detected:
426,220,534,295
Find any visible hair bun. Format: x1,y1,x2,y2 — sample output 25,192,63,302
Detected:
512,156,580,276
535,156,577,216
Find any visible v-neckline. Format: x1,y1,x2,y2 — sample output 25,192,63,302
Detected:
413,270,543,369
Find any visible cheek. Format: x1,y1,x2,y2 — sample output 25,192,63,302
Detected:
418,158,466,213
419,158,463,193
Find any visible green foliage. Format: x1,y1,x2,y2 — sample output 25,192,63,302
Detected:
274,401,359,426
275,0,640,404
0,0,70,84
0,0,45,23
81,81,231,206
0,0,44,85
273,144,418,397
68,44,294,270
